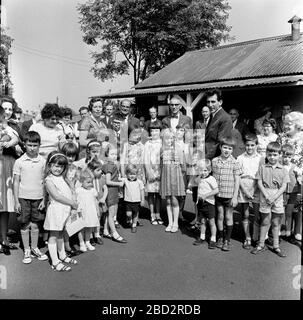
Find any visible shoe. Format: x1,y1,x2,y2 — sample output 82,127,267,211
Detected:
193,238,205,246
156,218,164,225
51,261,71,272
242,239,252,250
90,239,96,246
7,242,18,250
216,238,224,249
1,242,11,255
272,247,286,258
208,241,216,249
170,226,179,233
165,225,172,232
131,226,137,233
114,221,120,229
94,237,103,245
79,244,87,252
31,248,48,261
112,235,127,243
61,256,78,264
85,242,96,251
22,249,32,264
137,221,144,227
265,238,273,246
222,240,231,251
151,218,158,225
102,233,112,239
294,234,302,241
66,247,81,257
251,244,267,254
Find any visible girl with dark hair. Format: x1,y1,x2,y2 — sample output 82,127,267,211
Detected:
257,118,278,157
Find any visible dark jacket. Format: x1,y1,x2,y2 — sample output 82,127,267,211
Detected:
234,119,251,141
162,113,193,129
20,119,34,142
144,118,163,131
205,108,233,160
101,115,114,129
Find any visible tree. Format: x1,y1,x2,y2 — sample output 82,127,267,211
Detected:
0,26,13,93
78,0,231,85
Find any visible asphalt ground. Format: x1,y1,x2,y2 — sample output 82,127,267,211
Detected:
0,195,301,300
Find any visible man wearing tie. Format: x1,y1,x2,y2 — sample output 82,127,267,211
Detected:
102,104,114,129
195,106,211,129
162,97,192,131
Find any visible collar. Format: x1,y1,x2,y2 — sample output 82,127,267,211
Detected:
218,155,235,162
22,153,42,162
264,162,283,169
244,152,260,158
212,107,222,117
151,118,157,122
171,112,180,119
127,178,137,182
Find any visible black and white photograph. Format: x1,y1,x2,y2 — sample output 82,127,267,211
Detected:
0,0,302,308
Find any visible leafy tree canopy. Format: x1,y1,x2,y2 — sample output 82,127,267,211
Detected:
0,26,13,91
78,0,232,85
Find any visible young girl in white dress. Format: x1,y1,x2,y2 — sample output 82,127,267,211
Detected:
43,151,78,272
76,168,100,252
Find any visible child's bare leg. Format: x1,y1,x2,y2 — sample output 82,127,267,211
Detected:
132,211,139,228
108,204,119,238
216,205,224,241
172,196,179,229
199,217,206,240
148,193,155,221
57,231,68,260
165,197,173,231
225,206,234,242
155,194,162,221
209,218,217,242
63,229,71,251
294,209,302,239
126,211,132,226
271,214,282,249
242,203,251,242
259,212,271,247
48,231,60,265
285,203,294,236
103,215,110,235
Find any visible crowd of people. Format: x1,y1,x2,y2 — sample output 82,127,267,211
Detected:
0,89,302,272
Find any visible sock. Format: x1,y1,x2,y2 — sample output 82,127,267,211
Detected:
21,228,30,250
200,233,206,240
30,223,39,250
218,230,224,239
48,242,59,265
210,235,216,242
225,225,233,242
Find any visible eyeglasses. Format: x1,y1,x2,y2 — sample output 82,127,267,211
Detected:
170,104,180,106
121,105,130,108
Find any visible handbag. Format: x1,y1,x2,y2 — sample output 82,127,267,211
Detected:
65,210,85,237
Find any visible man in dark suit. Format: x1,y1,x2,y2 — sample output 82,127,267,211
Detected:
119,99,140,133
205,89,233,160
101,104,114,129
145,106,162,131
275,103,292,134
162,97,192,131
20,111,41,141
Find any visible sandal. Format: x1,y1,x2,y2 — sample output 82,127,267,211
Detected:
157,218,164,225
51,261,71,272
61,256,78,265
112,235,127,244
243,240,252,250
103,233,112,239
251,245,266,254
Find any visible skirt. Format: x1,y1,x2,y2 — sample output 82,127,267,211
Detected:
0,155,15,213
160,163,186,199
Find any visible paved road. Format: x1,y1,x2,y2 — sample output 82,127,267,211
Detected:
0,197,301,300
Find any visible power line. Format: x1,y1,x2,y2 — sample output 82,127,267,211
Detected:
12,45,93,68
13,41,91,63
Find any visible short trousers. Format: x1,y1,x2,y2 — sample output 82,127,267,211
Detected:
17,198,45,225
215,196,232,209
259,189,284,214
285,192,299,205
197,200,215,220
124,201,140,214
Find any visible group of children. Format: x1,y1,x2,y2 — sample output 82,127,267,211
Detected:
9,122,302,271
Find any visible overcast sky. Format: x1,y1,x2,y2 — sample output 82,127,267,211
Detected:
2,0,303,113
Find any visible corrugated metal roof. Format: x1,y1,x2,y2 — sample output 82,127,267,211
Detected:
93,75,303,99
135,33,303,89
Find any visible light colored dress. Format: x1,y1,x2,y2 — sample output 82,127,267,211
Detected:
44,175,72,231
76,187,100,228
144,139,162,193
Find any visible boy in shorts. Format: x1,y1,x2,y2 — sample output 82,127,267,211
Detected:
13,131,48,263
212,137,242,251
252,141,289,257
192,159,218,249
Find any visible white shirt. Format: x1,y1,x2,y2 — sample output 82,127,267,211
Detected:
170,113,180,132
232,119,238,129
196,175,218,205
13,154,46,199
123,178,144,202
237,152,262,179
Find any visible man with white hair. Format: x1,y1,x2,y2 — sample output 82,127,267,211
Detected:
145,106,162,131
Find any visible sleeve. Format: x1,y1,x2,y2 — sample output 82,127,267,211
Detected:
13,158,21,176
209,176,218,189
282,168,290,184
233,160,243,176
78,116,91,131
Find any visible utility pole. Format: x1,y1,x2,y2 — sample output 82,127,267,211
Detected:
56,96,59,105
